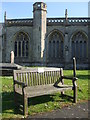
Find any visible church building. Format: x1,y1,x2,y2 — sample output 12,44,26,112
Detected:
0,2,89,69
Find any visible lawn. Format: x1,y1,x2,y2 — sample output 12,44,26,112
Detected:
1,70,89,118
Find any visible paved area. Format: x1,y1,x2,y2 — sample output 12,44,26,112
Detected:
28,101,89,119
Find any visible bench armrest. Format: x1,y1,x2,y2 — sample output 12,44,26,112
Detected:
62,76,78,81
14,80,27,87
73,77,78,81
54,76,78,87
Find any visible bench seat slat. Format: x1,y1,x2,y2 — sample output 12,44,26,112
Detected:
15,84,73,98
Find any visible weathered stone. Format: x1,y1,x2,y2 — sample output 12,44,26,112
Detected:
11,51,14,63
0,2,89,69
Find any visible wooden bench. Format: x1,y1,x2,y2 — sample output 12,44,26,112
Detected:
13,58,78,116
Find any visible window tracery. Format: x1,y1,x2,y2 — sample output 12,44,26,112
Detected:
14,32,29,57
48,31,64,60
72,31,88,61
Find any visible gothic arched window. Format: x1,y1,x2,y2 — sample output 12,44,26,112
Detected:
48,31,64,61
14,32,29,57
71,31,88,61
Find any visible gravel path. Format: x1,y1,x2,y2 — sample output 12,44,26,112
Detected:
28,101,89,119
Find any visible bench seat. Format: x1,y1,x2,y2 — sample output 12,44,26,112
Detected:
15,84,73,98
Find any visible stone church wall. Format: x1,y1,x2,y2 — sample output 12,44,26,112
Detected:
46,25,88,66
0,2,89,69
5,26,33,63
0,23,3,63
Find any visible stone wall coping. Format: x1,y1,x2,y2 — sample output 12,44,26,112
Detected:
5,17,90,26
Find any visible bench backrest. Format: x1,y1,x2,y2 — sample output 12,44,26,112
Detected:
13,67,62,86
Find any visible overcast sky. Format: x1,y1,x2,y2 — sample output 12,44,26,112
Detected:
0,1,89,22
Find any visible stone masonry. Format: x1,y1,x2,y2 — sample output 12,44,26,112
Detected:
0,2,89,69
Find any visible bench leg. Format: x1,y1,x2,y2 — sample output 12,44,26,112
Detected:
23,94,28,116
60,68,64,96
73,84,77,103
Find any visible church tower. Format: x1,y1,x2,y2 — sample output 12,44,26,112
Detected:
33,2,47,64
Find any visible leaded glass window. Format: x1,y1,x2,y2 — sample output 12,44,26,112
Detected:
48,31,64,60
14,32,29,57
72,31,88,61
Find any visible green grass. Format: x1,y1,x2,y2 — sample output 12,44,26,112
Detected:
1,70,89,118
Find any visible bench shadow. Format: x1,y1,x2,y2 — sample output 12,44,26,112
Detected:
2,91,24,115
60,94,73,102
28,94,53,105
2,91,73,115
2,92,15,113
28,93,73,106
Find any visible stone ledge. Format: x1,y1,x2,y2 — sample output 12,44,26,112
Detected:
0,63,22,76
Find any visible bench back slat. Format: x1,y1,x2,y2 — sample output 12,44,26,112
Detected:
13,67,61,86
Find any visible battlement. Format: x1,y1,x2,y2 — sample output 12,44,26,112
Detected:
47,17,89,26
5,18,33,26
5,17,90,26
